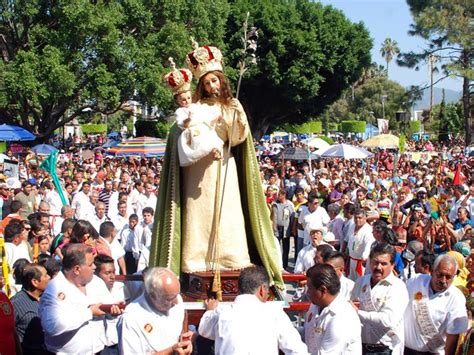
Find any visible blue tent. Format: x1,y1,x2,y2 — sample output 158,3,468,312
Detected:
361,123,379,140
0,124,35,141
32,144,58,155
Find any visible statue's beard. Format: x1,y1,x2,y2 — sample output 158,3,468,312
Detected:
206,89,220,98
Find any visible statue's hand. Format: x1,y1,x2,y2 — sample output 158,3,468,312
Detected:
229,98,241,110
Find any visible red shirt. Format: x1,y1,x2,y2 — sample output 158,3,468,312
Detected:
0,292,16,355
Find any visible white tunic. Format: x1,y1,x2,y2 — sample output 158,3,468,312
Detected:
199,294,308,355
71,191,90,220
85,275,111,353
351,272,409,355
294,245,316,274
340,275,355,301
304,294,362,355
404,274,469,354
39,272,95,354
347,223,374,281
118,294,184,354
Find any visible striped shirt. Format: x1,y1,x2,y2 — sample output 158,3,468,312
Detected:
99,189,113,215
10,289,46,351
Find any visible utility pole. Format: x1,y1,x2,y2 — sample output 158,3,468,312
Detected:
428,54,436,121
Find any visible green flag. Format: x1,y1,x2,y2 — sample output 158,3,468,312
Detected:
40,151,68,206
399,135,405,154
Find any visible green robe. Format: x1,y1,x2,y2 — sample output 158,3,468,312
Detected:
149,123,284,289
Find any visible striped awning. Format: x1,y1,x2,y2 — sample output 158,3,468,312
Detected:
107,136,166,157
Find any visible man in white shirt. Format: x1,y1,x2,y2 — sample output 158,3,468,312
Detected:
118,214,139,274
294,225,327,274
448,185,467,223
110,201,129,233
94,255,126,354
51,205,74,237
71,181,91,220
90,201,110,234
199,266,308,355
118,267,192,354
136,183,157,221
39,244,106,354
341,203,356,253
305,263,361,354
351,243,409,355
128,181,144,214
99,221,126,275
43,184,64,217
346,208,375,281
326,203,344,249
298,193,330,248
108,191,134,221
134,207,154,271
404,254,469,355
4,220,31,271
324,251,354,300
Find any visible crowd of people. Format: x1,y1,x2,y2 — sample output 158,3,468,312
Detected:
0,133,473,354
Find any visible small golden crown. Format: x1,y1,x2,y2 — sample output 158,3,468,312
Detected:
163,57,193,95
186,38,223,80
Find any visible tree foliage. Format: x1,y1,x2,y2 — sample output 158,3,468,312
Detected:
380,37,400,75
0,0,372,140
226,0,372,137
324,75,419,133
0,0,229,140
341,120,366,134
282,121,322,134
399,0,473,144
135,119,170,139
81,124,107,134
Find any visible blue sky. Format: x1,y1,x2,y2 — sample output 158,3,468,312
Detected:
318,0,462,92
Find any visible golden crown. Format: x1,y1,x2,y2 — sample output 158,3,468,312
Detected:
186,38,223,80
163,57,193,95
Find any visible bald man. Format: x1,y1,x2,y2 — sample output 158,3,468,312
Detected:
404,254,469,355
118,267,192,354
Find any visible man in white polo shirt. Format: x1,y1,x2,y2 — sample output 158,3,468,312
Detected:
351,243,409,355
404,254,469,355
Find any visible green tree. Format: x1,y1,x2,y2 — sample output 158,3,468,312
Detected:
0,0,371,140
424,92,464,141
323,75,415,133
398,0,473,144
223,0,372,137
380,37,400,75
0,0,229,140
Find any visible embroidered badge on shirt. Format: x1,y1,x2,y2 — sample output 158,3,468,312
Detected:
57,292,66,300
313,326,324,334
144,323,153,333
414,291,423,300
1,302,11,316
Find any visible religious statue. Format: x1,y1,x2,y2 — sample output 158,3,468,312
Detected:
150,40,283,289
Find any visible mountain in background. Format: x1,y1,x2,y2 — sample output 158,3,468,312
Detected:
413,87,461,111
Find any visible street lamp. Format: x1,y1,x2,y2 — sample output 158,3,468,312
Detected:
381,95,388,119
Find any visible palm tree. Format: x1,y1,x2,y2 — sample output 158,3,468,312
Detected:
380,38,400,75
